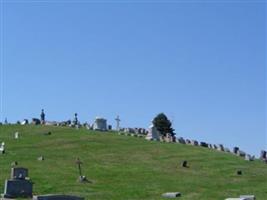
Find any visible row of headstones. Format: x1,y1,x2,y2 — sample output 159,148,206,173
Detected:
161,192,255,199
1,167,84,200
117,126,265,163
17,118,114,132
176,137,264,162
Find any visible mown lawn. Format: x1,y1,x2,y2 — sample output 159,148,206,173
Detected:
0,125,266,200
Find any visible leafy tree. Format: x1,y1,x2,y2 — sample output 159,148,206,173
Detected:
152,113,175,137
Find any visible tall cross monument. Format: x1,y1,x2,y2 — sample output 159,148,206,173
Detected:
115,115,121,131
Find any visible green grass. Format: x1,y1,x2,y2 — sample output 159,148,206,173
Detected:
0,125,266,200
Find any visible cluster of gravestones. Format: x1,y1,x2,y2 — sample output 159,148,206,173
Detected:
120,127,148,135
1,167,84,200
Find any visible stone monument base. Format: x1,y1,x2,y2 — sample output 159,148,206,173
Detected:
33,194,84,200
2,179,32,198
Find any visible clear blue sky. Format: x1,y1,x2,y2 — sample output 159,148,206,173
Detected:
0,1,266,156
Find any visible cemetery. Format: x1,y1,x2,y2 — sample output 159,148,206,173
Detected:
0,112,266,200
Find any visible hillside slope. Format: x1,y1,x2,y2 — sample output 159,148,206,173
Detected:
0,125,266,200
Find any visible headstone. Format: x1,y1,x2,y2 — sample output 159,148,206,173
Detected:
85,124,91,130
0,142,5,154
14,132,19,139
260,150,267,160
218,144,224,151
225,198,245,200
2,167,33,198
93,117,107,131
176,137,185,144
237,170,242,175
145,124,160,141
245,154,254,161
33,194,84,200
162,192,181,198
32,118,41,125
191,140,198,146
165,133,173,143
185,139,191,145
11,161,18,167
21,119,29,125
200,142,208,148
11,167,28,179
181,161,188,168
233,147,239,154
38,156,45,161
45,121,57,126
43,132,52,136
237,150,246,157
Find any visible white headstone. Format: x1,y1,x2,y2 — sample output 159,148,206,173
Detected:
0,142,5,153
14,132,19,139
240,195,255,200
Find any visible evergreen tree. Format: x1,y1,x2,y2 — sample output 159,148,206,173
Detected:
152,113,174,137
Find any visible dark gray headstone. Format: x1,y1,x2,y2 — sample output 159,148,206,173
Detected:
3,179,32,198
237,150,246,157
218,144,224,151
191,140,198,146
177,137,185,144
237,170,242,175
181,161,188,168
260,150,267,160
11,167,28,180
233,147,239,154
33,194,84,200
32,118,41,125
200,142,208,148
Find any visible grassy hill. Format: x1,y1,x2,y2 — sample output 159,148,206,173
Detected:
0,125,266,200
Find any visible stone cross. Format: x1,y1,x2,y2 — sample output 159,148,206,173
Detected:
75,158,83,177
115,116,121,131
40,109,45,124
73,113,78,125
